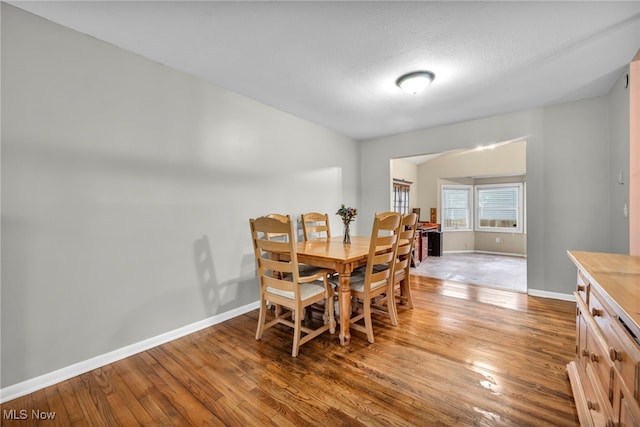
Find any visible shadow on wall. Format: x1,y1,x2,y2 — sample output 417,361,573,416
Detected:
0,218,29,387
194,235,257,317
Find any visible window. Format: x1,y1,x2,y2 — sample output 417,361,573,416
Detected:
393,180,411,214
475,183,523,232
442,185,472,230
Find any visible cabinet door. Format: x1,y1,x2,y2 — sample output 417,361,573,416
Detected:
619,390,640,427
414,234,422,263
607,317,640,408
586,324,615,404
586,363,616,426
421,234,428,259
577,303,589,369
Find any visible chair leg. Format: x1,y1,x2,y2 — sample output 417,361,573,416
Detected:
387,288,399,327
325,296,336,334
401,277,414,309
274,303,283,318
256,299,267,340
302,307,310,326
292,309,302,357
363,300,375,343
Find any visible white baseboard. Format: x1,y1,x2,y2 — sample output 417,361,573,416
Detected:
473,250,527,258
527,288,575,302
0,301,260,404
443,250,526,257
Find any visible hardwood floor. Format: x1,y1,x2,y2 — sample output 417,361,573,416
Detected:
1,276,579,426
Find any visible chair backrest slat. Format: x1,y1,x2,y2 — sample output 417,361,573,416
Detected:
256,238,289,253
396,213,419,273
264,213,291,241
301,212,331,241
362,212,402,296
250,215,299,296
259,256,294,275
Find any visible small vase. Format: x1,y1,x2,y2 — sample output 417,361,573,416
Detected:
343,223,351,244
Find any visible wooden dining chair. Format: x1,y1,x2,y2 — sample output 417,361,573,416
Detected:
395,213,419,308
332,211,402,343
374,212,418,315
269,212,329,279
250,215,335,357
301,212,331,241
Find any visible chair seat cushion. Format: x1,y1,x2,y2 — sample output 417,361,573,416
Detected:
373,264,403,276
266,282,325,300
281,267,330,282
299,264,327,276
331,271,387,293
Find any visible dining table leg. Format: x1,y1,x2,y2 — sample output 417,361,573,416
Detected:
338,270,351,345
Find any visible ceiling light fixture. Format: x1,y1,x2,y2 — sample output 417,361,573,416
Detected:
396,71,435,95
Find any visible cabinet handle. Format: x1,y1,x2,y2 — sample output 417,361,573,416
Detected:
608,347,622,362
635,365,638,400
577,285,585,292
609,368,615,403
591,307,603,317
586,400,597,410
590,352,599,363
581,348,589,357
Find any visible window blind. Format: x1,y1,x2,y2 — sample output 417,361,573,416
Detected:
442,186,471,229
477,187,518,220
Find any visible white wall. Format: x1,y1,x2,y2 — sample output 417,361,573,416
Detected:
1,5,359,388
361,95,620,297
535,99,611,293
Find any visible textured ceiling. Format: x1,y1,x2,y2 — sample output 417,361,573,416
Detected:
8,1,640,141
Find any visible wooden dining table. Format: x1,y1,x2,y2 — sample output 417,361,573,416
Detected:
296,235,371,345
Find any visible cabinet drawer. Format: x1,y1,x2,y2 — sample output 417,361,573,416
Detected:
590,288,613,337
577,270,590,304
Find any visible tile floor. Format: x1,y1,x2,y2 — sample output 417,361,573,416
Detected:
412,252,527,292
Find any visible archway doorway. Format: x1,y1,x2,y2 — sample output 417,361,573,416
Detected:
390,140,527,292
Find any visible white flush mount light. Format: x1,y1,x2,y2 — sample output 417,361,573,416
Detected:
396,71,435,95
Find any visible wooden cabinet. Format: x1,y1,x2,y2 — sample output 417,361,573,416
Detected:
428,230,443,257
413,233,421,266
412,224,441,265
567,251,640,427
421,232,429,260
